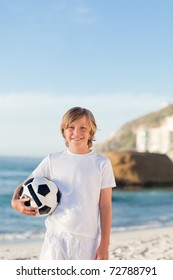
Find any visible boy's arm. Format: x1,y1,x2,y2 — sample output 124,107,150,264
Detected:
94,187,112,260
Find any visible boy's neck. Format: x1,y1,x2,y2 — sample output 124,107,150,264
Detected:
67,147,91,154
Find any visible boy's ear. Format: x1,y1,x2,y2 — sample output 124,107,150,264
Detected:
62,129,66,138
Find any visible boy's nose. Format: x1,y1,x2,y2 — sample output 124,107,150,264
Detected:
73,127,80,135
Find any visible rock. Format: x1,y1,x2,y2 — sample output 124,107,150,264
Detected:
102,151,173,188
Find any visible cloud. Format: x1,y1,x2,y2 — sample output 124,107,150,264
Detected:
74,3,97,24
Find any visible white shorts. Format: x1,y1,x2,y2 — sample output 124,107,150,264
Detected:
40,231,99,260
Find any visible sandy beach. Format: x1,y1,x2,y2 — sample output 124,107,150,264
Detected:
109,226,173,260
0,226,172,260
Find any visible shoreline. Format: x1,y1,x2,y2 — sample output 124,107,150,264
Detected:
0,226,173,260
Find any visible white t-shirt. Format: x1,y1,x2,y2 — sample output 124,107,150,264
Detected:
32,149,116,239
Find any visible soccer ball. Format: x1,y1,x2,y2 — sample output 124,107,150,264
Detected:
19,177,61,216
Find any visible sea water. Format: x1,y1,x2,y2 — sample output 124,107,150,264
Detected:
0,156,173,242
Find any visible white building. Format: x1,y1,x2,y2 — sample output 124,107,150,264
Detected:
136,116,173,155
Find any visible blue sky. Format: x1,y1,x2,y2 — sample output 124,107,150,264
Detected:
0,0,172,157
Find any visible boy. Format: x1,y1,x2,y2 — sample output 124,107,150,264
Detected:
11,107,116,259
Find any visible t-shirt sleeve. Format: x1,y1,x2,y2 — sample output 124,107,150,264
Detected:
101,158,116,189
32,155,51,179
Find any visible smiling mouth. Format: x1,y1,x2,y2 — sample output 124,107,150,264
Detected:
71,138,83,141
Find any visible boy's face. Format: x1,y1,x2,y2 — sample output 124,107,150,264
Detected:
64,116,91,153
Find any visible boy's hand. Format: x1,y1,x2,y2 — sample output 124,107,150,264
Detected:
11,197,38,216
93,244,109,260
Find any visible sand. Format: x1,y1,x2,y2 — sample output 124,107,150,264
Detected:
0,227,172,260
109,226,173,260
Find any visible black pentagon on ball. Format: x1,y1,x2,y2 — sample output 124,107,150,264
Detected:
18,186,24,198
38,184,50,196
24,178,34,185
57,190,61,203
27,184,42,207
39,205,51,215
24,196,31,207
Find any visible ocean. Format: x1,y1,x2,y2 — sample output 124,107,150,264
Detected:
0,156,173,243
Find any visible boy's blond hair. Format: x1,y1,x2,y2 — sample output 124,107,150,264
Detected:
60,107,97,148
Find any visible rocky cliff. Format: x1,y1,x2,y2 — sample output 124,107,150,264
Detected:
95,104,173,188
95,104,173,154
103,151,173,188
